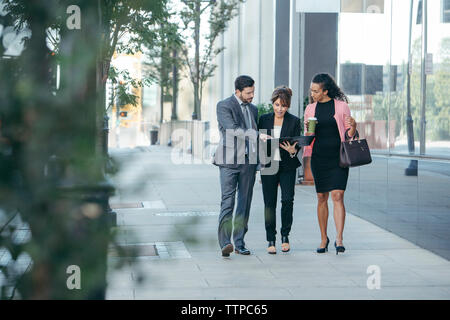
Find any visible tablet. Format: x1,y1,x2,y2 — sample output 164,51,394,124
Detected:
271,135,314,146
290,135,315,146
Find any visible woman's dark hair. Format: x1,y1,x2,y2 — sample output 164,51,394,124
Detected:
235,75,255,92
271,86,293,108
311,73,348,103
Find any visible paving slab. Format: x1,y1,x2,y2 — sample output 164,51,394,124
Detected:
106,146,450,300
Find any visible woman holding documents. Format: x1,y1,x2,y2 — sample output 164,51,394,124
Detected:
258,86,302,254
303,73,357,255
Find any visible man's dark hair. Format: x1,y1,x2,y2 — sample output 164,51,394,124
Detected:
234,75,255,91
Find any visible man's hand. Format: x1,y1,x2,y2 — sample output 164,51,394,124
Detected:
259,133,273,142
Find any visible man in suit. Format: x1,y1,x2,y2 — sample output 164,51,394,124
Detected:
213,75,260,257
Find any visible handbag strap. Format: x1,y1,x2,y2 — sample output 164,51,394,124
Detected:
345,128,359,141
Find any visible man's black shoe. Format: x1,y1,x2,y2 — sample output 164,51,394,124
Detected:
234,247,251,255
221,243,234,257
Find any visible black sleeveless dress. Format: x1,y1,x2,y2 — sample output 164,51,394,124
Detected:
311,99,349,193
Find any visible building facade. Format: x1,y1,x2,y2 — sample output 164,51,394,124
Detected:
202,0,450,260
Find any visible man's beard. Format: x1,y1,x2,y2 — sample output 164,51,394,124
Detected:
239,93,252,104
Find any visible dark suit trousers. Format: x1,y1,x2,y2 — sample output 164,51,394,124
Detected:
261,164,296,242
218,164,257,248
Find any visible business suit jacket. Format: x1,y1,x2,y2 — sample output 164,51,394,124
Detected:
213,95,258,168
258,111,302,171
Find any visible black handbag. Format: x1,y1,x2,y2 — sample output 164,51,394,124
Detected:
339,129,372,168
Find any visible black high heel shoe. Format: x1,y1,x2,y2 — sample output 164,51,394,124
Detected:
316,237,329,253
267,241,276,254
334,241,345,255
281,236,290,253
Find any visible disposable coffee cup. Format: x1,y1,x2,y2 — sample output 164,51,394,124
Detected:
307,117,317,134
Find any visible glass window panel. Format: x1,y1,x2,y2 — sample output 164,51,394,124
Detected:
338,4,391,153
442,0,450,23
417,159,450,260
388,0,424,156
387,158,419,244
357,157,388,230
423,0,450,158
337,0,450,262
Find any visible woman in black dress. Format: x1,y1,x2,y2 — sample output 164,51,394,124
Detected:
303,73,357,255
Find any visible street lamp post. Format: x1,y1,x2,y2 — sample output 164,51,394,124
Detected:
172,49,178,120
405,0,418,176
192,0,201,120
419,0,428,156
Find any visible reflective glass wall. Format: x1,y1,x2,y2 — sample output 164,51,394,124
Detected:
338,0,450,260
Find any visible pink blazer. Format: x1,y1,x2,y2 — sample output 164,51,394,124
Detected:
303,99,353,158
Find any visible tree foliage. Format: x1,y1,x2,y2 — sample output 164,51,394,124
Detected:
0,0,168,300
143,8,184,121
179,0,243,119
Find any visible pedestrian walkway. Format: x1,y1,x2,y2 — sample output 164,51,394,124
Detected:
106,146,450,300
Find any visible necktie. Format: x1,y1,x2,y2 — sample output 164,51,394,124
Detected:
241,103,254,157
241,103,251,129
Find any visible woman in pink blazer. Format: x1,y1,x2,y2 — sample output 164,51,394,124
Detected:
303,73,357,255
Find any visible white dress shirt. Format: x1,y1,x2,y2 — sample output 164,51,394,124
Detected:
273,125,282,161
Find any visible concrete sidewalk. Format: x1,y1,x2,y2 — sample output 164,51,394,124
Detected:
106,146,450,300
